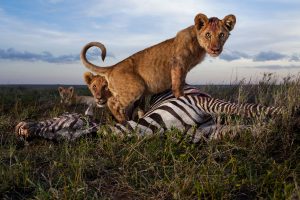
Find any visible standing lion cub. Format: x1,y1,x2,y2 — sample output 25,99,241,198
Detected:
81,13,236,122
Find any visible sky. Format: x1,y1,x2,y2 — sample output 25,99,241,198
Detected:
0,0,300,85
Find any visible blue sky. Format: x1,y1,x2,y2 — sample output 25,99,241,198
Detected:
0,0,300,84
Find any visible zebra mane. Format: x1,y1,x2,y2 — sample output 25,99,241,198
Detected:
150,85,210,107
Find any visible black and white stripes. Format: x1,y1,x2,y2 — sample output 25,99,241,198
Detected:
16,85,283,142
16,113,98,141
106,85,282,141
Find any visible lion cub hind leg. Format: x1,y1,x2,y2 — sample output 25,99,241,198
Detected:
126,95,146,120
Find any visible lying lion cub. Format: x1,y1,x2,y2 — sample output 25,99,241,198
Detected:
58,86,96,116
81,13,236,122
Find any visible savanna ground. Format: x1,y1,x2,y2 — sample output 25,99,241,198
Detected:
0,74,300,199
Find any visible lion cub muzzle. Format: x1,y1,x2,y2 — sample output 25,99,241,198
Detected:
95,98,107,108
209,45,221,56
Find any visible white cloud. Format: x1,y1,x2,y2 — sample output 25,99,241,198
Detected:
0,11,84,55
0,0,300,84
84,0,211,18
255,0,300,3
47,0,64,4
187,58,300,84
0,60,85,84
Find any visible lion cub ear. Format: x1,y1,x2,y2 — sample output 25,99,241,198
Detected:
194,13,208,30
58,86,64,94
222,14,236,31
83,72,94,85
68,86,74,95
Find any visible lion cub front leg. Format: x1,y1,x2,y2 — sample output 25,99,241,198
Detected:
171,60,186,98
107,96,126,123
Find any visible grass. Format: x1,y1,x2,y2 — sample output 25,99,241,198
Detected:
0,74,299,199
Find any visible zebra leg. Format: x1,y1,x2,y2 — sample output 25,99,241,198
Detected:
15,121,40,139
15,115,62,139
15,113,99,141
191,124,253,143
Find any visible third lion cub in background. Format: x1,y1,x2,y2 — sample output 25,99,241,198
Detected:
58,86,97,116
81,13,236,122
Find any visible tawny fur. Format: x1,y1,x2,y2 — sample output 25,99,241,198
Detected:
84,72,144,121
81,13,236,122
84,72,126,121
58,86,96,115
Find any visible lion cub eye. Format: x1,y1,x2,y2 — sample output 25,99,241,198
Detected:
205,32,211,39
219,33,225,38
93,85,97,89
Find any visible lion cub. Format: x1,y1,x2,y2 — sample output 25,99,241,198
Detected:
81,13,236,122
58,86,96,116
84,72,144,121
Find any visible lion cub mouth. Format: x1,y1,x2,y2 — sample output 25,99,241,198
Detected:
96,99,107,108
208,49,221,57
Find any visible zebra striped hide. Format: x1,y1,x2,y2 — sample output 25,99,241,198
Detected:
15,86,282,143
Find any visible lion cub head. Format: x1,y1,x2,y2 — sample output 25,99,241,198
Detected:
194,13,236,57
84,72,111,108
58,86,75,105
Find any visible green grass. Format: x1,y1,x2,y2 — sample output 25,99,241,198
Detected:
0,74,300,199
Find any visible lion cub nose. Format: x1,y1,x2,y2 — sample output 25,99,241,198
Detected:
211,46,220,52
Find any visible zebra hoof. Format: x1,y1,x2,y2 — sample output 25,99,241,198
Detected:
15,121,31,139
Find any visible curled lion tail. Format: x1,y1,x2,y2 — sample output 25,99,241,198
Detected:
80,41,112,75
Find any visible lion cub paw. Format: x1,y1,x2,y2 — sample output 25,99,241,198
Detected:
173,89,184,99
137,109,145,119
